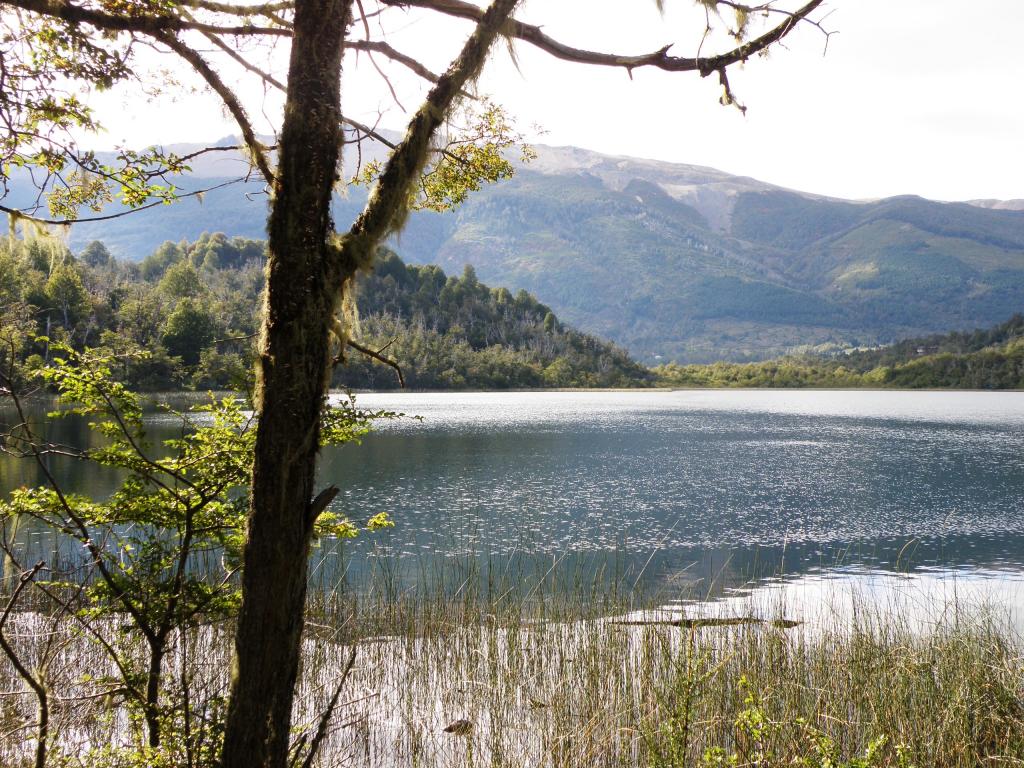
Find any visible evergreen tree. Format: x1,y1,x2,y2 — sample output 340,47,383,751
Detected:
79,240,112,268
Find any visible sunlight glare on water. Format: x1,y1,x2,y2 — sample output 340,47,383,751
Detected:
5,390,1024,618
322,390,1024,615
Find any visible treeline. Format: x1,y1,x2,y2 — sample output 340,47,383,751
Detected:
0,233,263,389
655,314,1024,390
0,233,648,390
840,314,1024,370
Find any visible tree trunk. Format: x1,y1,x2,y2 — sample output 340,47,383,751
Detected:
221,1,519,765
145,640,164,748
219,2,352,766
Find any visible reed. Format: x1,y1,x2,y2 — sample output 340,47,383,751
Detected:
2,563,1022,767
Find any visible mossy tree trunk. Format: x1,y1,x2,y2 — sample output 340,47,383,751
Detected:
219,1,353,766
221,2,520,766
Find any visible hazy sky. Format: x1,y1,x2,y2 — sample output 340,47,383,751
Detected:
89,0,1024,202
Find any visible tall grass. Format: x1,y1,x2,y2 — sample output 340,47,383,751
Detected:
3,563,1023,767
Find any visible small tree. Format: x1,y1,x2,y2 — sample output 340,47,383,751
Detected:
0,339,393,765
159,261,204,300
44,263,89,332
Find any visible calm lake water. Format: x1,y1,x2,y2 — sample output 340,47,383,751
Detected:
5,390,1024,628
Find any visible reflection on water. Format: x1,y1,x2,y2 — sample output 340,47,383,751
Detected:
5,390,1024,621
671,565,1024,637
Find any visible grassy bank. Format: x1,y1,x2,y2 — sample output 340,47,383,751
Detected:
2,581,1022,767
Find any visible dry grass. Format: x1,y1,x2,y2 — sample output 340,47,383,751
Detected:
2,572,1023,767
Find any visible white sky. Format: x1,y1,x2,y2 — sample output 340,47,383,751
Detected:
88,0,1024,202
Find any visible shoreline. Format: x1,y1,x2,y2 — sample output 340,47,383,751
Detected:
7,386,1023,404
340,385,1024,394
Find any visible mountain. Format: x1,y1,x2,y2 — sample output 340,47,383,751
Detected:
416,161,1024,363
15,139,1024,363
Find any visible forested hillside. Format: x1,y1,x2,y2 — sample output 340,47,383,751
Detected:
0,234,647,390
342,251,647,388
655,315,1024,390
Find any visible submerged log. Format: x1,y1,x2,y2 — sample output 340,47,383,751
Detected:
613,616,801,629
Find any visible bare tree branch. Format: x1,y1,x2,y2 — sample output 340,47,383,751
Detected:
179,0,295,14
0,179,247,225
354,0,406,108
345,338,405,387
382,0,824,77
342,116,396,149
348,40,442,83
154,32,276,185
0,561,48,768
202,30,288,90
198,34,399,152
1,0,291,36
298,648,357,768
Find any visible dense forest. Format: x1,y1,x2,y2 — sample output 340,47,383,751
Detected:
0,233,649,391
3,231,1021,392
655,314,1024,389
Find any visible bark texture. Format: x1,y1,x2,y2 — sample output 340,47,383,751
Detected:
219,1,352,766
221,1,519,765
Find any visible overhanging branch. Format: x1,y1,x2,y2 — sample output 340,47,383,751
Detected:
2,0,291,36
382,0,824,77
341,0,521,264
0,179,247,225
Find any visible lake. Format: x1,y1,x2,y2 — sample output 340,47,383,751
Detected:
6,389,1024,628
